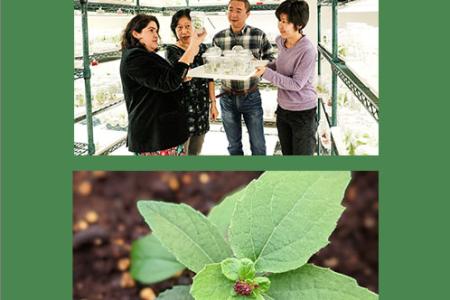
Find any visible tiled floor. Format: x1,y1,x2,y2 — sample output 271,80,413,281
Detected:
112,124,281,156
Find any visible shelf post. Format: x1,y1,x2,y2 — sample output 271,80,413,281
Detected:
80,0,95,155
331,0,338,127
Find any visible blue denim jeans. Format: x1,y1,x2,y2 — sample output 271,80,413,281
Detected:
220,90,266,155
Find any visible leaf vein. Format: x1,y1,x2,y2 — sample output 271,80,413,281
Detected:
153,210,215,265
254,174,325,265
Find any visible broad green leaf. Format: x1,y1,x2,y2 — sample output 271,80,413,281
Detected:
267,264,378,300
208,185,249,240
157,285,193,300
229,171,350,273
191,264,235,300
131,234,185,284
137,201,233,273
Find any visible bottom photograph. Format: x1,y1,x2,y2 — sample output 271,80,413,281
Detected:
73,171,379,300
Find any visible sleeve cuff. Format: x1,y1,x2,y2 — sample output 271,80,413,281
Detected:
173,61,190,78
262,68,274,81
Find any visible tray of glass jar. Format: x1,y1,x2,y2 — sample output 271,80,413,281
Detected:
187,46,269,80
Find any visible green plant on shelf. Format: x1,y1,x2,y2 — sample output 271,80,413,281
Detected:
344,130,371,156
132,171,378,300
315,83,328,95
95,34,121,44
104,111,128,131
93,86,121,108
109,83,122,95
95,88,108,106
75,93,85,107
338,91,349,107
338,45,347,58
74,88,121,110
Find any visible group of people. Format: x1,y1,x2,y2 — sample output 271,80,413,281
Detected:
120,0,318,156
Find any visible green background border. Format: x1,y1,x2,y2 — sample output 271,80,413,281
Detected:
2,0,450,299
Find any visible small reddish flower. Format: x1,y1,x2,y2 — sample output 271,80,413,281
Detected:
234,281,254,296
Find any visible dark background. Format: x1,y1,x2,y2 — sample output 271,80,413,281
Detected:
73,171,378,300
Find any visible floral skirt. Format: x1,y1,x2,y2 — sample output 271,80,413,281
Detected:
136,145,185,156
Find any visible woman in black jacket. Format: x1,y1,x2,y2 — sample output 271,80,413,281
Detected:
120,14,206,155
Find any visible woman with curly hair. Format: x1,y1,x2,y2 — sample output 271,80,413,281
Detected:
120,14,206,155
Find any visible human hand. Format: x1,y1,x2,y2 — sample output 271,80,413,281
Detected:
191,28,207,46
210,101,219,121
187,29,207,56
255,66,266,77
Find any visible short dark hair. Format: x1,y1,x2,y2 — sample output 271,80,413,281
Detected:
228,0,251,12
121,14,160,49
170,9,191,41
275,0,309,32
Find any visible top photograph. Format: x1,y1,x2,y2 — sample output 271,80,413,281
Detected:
74,0,379,156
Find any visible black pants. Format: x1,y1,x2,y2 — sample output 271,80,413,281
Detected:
276,106,318,155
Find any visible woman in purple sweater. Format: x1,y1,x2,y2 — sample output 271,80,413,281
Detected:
255,0,318,155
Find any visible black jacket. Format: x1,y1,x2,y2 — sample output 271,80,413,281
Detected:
120,47,190,153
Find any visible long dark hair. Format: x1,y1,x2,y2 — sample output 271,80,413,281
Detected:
170,9,191,41
121,14,160,49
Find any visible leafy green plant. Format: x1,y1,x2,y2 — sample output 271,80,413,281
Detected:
338,45,347,58
130,234,184,284
136,171,378,300
338,91,349,107
344,130,371,156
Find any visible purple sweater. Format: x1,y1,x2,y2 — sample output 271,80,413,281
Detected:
263,35,317,111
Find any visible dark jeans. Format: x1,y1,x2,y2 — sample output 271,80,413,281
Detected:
220,90,266,155
276,105,318,155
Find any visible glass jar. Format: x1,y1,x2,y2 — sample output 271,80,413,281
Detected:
191,11,206,35
207,46,221,55
232,45,244,52
206,55,221,74
236,53,253,75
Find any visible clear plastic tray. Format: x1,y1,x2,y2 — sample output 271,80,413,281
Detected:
187,60,269,80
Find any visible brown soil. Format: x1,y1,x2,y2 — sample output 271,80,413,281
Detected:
73,171,378,300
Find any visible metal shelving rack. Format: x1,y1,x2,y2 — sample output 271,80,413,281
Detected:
74,0,281,156
74,1,142,155
75,0,378,156
317,0,379,155
74,0,279,13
